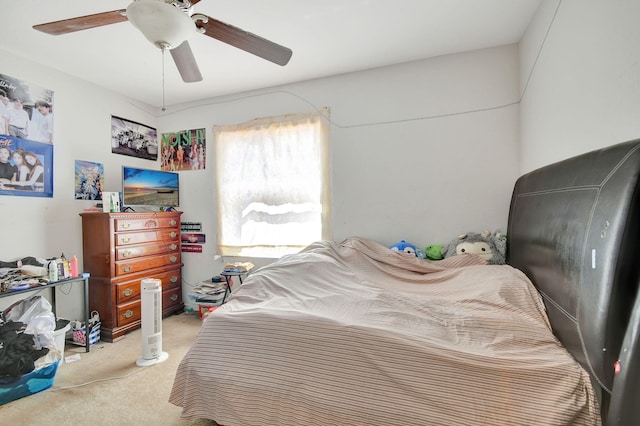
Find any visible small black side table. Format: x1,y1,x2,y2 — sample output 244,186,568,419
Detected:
219,271,249,304
0,274,91,352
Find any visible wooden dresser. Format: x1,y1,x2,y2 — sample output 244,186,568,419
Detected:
80,211,183,342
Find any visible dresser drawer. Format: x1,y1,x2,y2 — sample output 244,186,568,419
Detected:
116,241,179,260
115,229,179,246
115,280,140,304
115,216,179,232
163,286,182,310
115,253,181,276
117,300,141,327
115,268,181,304
158,268,182,290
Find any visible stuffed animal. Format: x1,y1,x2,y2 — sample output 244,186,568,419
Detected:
493,231,507,260
390,240,426,258
441,230,506,265
425,244,444,260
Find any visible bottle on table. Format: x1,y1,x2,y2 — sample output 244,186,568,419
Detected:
49,259,58,281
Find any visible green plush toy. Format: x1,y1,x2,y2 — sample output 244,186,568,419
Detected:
424,244,444,260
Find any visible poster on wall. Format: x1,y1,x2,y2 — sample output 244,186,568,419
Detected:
182,244,203,253
111,115,158,161
181,222,202,232
0,73,55,198
74,160,104,200
161,128,206,171
0,136,53,197
182,233,206,244
0,72,55,144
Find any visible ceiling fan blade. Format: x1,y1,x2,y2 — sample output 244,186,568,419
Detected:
33,10,128,35
196,16,292,66
170,41,203,83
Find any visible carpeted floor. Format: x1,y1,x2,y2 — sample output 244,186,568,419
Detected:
0,312,218,426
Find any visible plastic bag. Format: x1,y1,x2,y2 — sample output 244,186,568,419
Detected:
4,295,56,349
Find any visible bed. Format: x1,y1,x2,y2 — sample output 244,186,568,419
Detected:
170,139,640,425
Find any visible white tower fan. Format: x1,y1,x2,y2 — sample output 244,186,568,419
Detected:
136,278,169,367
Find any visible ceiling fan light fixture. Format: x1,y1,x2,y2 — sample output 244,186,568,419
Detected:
126,0,195,49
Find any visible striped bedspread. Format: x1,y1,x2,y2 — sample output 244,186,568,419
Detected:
170,237,600,425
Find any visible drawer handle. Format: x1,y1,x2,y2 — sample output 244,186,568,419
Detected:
169,255,177,263
121,237,130,243
170,275,178,283
170,220,177,226
170,294,179,302
169,243,177,251
123,265,132,272
122,223,130,229
124,310,133,318
123,288,133,297
169,231,177,238
122,250,132,257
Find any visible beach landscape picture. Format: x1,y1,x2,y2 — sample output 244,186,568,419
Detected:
122,166,179,207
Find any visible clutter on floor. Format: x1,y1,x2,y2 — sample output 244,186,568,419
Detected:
0,295,63,405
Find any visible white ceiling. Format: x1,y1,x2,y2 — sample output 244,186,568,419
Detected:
2,0,541,108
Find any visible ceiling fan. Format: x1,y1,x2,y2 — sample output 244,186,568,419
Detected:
32,0,293,83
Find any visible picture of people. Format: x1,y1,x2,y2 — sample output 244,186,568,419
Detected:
0,144,16,183
161,128,206,171
0,136,53,197
0,73,54,198
0,72,55,144
111,115,158,161
10,149,44,190
74,160,104,200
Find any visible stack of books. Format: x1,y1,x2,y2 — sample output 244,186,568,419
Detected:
223,261,254,273
190,277,229,306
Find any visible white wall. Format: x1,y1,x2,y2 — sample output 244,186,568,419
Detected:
0,53,158,315
162,45,521,295
0,43,521,314
0,54,157,260
519,0,640,171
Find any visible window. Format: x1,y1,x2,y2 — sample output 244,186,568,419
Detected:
214,109,331,258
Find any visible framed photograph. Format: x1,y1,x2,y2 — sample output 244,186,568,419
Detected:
0,136,53,197
110,115,158,161
74,160,104,200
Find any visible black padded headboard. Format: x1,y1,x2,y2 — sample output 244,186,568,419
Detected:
506,139,640,425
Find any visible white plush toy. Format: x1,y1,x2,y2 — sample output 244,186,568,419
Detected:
441,230,506,265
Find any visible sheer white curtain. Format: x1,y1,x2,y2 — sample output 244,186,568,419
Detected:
214,109,331,257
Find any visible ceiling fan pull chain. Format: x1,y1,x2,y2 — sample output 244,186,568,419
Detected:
161,47,167,112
